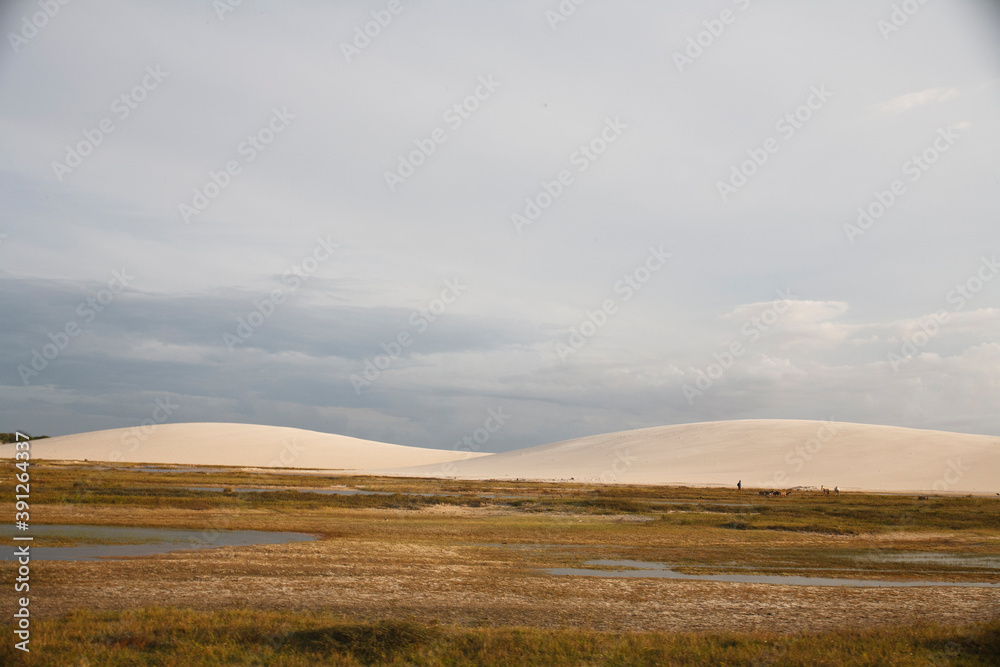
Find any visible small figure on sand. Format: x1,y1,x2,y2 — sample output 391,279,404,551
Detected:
737,480,742,492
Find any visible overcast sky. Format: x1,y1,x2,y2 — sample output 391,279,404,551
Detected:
2,0,999,450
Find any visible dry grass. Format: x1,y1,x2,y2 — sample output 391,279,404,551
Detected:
1,608,998,666
3,462,999,663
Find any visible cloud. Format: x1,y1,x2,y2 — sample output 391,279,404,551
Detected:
2,0,999,446
874,87,959,115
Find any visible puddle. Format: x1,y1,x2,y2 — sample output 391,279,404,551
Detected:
470,542,619,550
184,486,463,498
186,486,388,496
850,552,1000,569
130,466,234,474
546,559,1000,588
648,500,752,507
1,524,315,561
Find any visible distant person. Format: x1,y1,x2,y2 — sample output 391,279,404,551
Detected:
737,480,742,492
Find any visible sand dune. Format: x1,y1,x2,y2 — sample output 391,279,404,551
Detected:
6,419,996,493
0,422,490,470
381,419,999,494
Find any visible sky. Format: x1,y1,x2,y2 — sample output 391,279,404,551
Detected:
1,0,999,451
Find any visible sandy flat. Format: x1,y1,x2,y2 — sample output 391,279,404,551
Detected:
0,422,489,469
377,419,999,494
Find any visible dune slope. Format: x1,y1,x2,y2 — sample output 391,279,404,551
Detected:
381,419,999,493
0,422,491,469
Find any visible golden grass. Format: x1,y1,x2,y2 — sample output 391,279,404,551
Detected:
1,607,998,666
3,461,1000,663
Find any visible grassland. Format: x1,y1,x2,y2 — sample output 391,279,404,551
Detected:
1,609,997,666
2,461,999,664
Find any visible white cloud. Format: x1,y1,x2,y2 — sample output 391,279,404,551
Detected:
874,87,959,115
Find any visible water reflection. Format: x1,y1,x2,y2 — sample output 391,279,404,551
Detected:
1,524,315,561
546,559,1000,588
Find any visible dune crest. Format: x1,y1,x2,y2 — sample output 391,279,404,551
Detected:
0,422,490,469
380,419,999,494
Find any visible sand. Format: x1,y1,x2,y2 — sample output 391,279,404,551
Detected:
0,422,489,469
376,419,999,494
5,419,997,493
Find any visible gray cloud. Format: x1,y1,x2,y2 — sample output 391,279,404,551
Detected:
1,0,999,448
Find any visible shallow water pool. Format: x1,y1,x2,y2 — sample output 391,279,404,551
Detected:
1,524,315,561
546,559,1000,588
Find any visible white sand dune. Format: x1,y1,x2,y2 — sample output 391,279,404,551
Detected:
0,422,490,470
379,419,999,494
5,419,996,493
